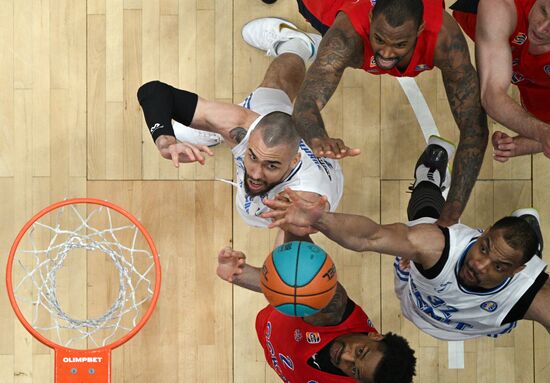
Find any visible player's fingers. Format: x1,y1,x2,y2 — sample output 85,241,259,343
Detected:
263,198,290,210
198,145,214,156
261,210,285,220
283,187,301,202
498,143,515,151
321,142,336,158
497,137,514,146
494,148,512,156
169,146,180,168
492,152,510,163
183,146,196,162
344,147,362,157
190,146,206,165
267,217,288,229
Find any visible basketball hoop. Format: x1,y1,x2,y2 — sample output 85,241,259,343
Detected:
6,198,161,383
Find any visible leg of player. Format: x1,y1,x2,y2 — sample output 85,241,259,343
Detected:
259,53,306,102
407,136,456,221
242,17,322,102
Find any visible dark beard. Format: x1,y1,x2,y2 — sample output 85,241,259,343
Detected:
243,170,281,198
374,52,400,69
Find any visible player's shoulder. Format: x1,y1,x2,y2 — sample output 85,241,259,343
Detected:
477,0,519,41
433,11,471,69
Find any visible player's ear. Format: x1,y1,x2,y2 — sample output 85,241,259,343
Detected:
368,333,384,341
417,21,425,36
291,152,301,167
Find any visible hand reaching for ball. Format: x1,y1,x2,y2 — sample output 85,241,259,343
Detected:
216,247,247,283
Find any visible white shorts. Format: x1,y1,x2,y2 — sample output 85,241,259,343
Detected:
239,87,293,115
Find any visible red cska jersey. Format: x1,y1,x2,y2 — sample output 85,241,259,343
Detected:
453,0,550,122
509,0,550,122
300,0,443,77
255,304,377,382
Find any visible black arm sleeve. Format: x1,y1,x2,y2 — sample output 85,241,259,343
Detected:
137,80,199,142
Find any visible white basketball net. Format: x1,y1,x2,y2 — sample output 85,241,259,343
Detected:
10,202,157,350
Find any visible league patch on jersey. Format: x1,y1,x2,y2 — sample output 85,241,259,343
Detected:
294,329,303,342
511,72,525,84
370,56,376,67
415,64,430,71
480,301,498,312
370,0,377,6
306,332,321,344
545,65,550,76
512,33,527,45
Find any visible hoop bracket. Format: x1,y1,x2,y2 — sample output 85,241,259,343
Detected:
55,348,111,382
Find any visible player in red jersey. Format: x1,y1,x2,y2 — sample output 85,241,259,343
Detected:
216,244,416,383
244,0,488,227
451,0,550,161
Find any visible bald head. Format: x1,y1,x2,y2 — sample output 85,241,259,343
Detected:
254,112,301,154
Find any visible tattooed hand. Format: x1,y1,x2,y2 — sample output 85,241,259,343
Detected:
310,137,361,159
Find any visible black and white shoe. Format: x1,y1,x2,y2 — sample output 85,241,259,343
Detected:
511,208,543,258
411,135,456,196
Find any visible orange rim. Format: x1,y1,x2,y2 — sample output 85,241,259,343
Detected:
6,198,161,352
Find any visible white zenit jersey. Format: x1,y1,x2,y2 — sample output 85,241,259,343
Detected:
395,220,547,340
231,115,344,228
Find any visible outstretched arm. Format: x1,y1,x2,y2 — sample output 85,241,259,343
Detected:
292,12,363,159
138,81,258,165
523,279,550,334
262,188,445,267
434,13,489,226
476,0,550,156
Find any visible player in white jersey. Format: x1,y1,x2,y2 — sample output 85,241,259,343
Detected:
137,24,343,228
263,138,550,340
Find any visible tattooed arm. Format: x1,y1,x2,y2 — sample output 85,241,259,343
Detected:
433,12,488,226
293,12,363,159
304,283,349,326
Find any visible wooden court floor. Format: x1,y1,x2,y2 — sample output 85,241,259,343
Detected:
0,0,548,382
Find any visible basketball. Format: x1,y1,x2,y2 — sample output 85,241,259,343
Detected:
260,241,337,317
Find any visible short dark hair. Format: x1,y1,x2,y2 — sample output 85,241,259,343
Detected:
371,332,416,383
491,216,540,263
255,111,301,150
372,0,424,29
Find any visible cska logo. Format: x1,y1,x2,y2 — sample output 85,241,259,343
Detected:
512,33,527,45
370,56,376,67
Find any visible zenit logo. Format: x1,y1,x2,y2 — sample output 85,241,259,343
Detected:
62,357,103,363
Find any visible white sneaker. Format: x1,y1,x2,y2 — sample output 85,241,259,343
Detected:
511,208,543,258
411,136,456,196
242,17,320,62
172,121,224,147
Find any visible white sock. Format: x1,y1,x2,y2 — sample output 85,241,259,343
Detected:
275,38,312,64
